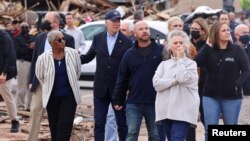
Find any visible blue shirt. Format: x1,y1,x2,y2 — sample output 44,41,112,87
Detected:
107,32,118,55
51,57,74,97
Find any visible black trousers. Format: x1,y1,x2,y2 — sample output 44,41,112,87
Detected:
46,95,77,141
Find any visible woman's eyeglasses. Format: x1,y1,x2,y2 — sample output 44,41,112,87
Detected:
56,38,65,43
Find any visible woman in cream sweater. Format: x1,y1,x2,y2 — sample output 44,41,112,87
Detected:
153,30,200,141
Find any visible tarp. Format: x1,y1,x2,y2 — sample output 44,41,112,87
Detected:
184,6,223,23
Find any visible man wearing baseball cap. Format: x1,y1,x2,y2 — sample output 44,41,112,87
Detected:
80,9,132,141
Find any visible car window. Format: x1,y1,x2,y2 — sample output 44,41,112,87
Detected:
149,28,166,41
81,24,105,40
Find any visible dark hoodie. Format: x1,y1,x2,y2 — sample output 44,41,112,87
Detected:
0,30,17,80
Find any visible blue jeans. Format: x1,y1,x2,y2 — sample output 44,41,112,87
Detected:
94,96,127,141
203,96,241,141
105,104,118,141
126,103,159,141
157,119,190,141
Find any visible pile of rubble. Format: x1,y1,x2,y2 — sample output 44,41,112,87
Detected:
0,0,243,26
0,0,174,26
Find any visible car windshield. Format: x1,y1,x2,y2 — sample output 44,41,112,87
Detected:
80,24,105,40
80,22,167,41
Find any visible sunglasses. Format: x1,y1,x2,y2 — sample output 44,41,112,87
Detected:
56,38,65,43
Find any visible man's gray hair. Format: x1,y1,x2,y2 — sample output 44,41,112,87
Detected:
163,30,191,60
122,21,134,32
47,30,63,43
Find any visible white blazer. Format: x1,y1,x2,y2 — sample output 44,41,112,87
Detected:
35,47,82,108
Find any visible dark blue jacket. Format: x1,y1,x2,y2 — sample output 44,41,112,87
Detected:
113,39,163,105
195,43,250,99
0,30,17,80
242,43,250,96
80,31,132,98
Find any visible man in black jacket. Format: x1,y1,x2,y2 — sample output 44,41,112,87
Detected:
27,11,75,141
0,29,19,133
14,22,34,111
80,9,132,141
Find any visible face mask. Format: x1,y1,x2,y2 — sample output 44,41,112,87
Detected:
191,31,201,39
239,34,250,44
42,20,52,31
21,27,29,35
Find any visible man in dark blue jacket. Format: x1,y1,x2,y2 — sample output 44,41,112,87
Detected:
235,24,250,124
113,20,162,141
80,10,132,141
0,29,19,133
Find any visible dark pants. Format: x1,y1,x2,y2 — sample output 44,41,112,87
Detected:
94,94,127,141
47,95,77,141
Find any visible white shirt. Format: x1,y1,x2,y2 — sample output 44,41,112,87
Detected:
44,38,52,52
65,27,86,54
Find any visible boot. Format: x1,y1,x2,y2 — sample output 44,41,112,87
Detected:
10,119,20,133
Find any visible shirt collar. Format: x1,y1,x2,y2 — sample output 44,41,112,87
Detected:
107,31,119,38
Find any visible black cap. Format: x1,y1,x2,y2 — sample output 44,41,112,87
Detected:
105,10,121,20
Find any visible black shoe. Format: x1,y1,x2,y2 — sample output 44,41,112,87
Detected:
10,120,20,133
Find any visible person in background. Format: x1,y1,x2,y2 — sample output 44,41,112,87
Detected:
234,24,250,125
80,9,132,141
35,30,81,141
12,20,20,37
229,12,239,30
65,13,86,54
194,22,250,141
219,12,230,26
167,16,184,31
120,21,134,39
14,22,35,111
27,11,75,141
153,30,200,141
236,11,250,26
207,15,219,27
0,29,19,133
113,20,162,141
133,9,144,24
190,17,209,122
4,22,15,37
184,17,209,141
219,11,236,41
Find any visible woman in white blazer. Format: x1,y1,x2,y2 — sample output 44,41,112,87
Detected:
35,30,81,141
153,30,200,141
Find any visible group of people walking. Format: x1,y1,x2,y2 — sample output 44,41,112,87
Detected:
1,8,250,141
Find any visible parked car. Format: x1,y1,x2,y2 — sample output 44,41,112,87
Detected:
78,20,168,80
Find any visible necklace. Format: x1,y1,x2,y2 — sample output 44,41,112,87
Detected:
58,60,61,66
